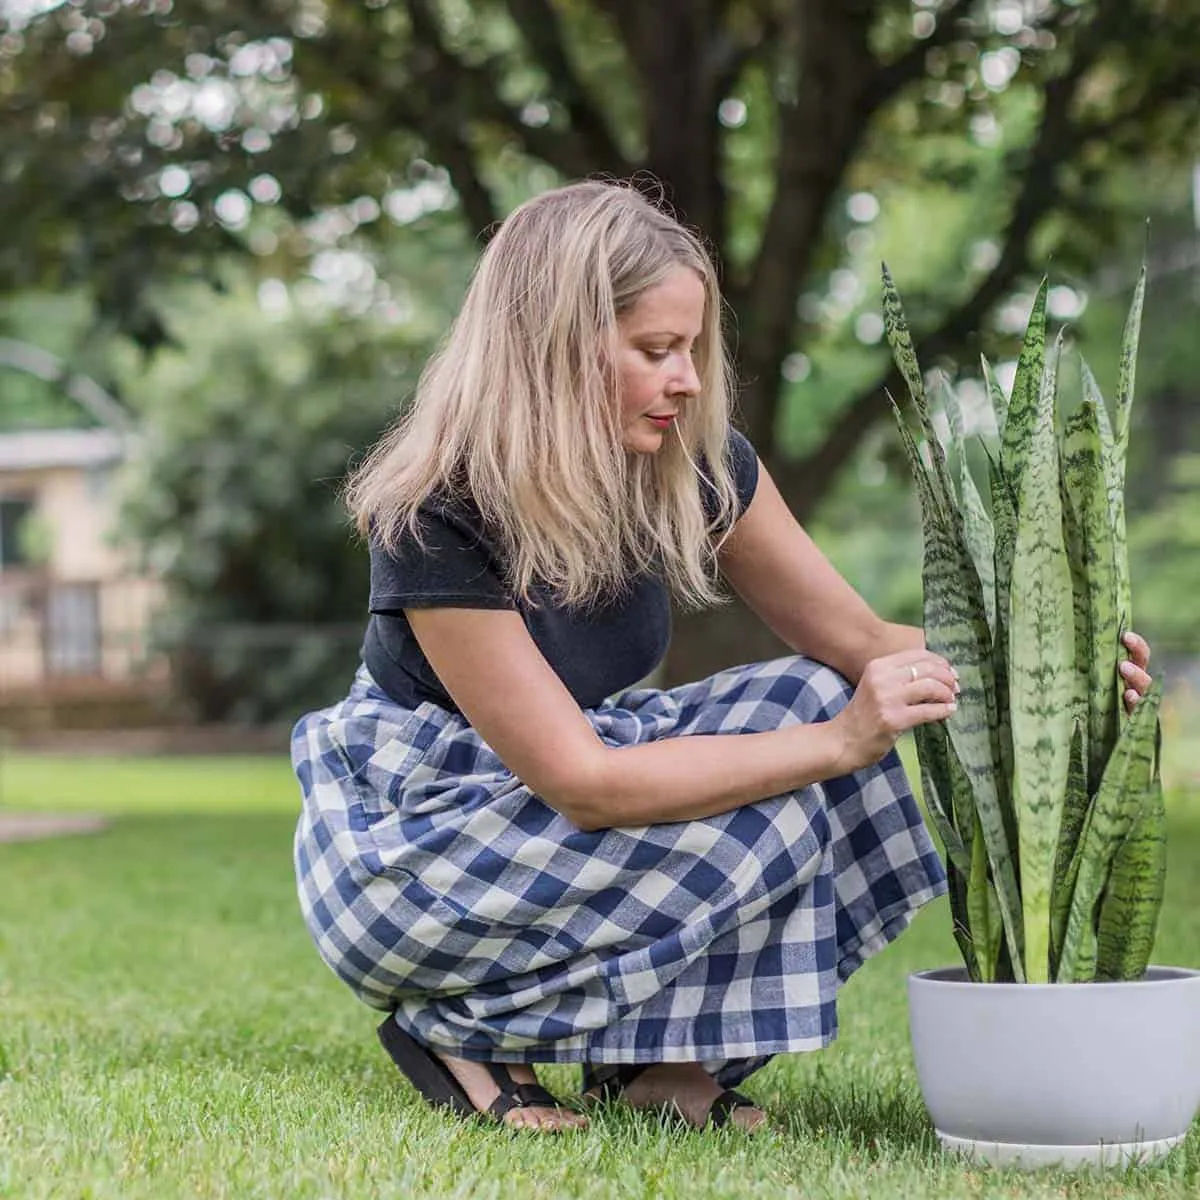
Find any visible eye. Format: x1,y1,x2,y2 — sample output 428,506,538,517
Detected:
641,348,670,363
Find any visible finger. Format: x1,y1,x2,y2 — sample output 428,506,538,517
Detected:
904,699,959,730
1118,660,1152,696
904,667,959,698
1122,630,1151,669
1124,688,1140,714
888,649,957,678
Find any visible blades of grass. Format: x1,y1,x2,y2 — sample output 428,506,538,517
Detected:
1061,394,1121,795
1095,762,1166,982
999,278,1049,508
1049,722,1088,980
1058,679,1163,982
1008,335,1075,983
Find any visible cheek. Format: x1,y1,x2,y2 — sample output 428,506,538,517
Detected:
618,357,658,419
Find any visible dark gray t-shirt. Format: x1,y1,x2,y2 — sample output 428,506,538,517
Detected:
362,430,759,712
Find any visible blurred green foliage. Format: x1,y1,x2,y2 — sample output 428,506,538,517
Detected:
3,1,1198,711
110,276,426,721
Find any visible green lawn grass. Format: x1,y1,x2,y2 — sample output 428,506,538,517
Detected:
2,728,1199,1198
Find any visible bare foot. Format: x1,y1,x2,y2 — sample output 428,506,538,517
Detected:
589,1062,768,1132
434,1053,587,1132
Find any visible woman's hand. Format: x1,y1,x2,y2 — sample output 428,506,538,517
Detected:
829,650,960,775
1120,630,1153,714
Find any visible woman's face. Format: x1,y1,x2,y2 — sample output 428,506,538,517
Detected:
615,267,706,454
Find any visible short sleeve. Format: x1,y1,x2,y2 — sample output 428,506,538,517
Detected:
367,498,516,615
700,428,760,523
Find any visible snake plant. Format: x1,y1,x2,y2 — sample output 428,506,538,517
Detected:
882,264,1165,984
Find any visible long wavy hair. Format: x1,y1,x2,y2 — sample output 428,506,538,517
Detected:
345,179,741,611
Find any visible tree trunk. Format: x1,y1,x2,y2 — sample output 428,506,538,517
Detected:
625,0,726,250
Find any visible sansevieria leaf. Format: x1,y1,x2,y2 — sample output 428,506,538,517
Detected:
1095,760,1166,982
1008,335,1075,983
1085,362,1133,721
1113,264,1146,489
1049,722,1088,980
883,264,1161,988
1058,678,1163,982
1000,278,1049,508
944,385,997,638
981,354,1009,445
1061,394,1121,793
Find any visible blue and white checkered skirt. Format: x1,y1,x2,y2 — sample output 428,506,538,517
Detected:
291,654,947,1082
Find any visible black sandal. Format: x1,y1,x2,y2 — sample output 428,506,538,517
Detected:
581,1062,762,1129
377,1017,574,1127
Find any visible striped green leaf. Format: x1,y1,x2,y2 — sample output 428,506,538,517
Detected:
989,458,1017,806
1084,362,1132,694
1049,722,1088,980
1114,264,1146,488
914,722,970,874
945,858,980,981
967,817,1003,983
881,264,958,527
981,354,1008,444
1061,394,1121,793
915,722,978,980
1095,762,1166,982
921,454,1024,979
945,388,997,639
1058,678,1163,982
1008,338,1075,983
1060,483,1092,733
1000,278,1049,508
887,371,1024,977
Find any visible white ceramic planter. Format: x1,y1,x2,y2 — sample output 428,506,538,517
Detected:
908,966,1200,1169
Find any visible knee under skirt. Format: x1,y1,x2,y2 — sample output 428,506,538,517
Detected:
291,655,947,1086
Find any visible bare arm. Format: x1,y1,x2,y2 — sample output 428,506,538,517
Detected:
406,607,954,833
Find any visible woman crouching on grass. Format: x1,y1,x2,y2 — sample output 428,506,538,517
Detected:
290,179,1154,1134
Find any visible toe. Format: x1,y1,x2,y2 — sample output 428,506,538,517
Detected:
730,1107,769,1133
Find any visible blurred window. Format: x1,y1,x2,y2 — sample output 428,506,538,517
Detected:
0,496,35,569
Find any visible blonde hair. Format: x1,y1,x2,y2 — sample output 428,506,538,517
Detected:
345,179,741,611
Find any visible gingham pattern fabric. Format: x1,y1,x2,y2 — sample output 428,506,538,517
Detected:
292,654,947,1084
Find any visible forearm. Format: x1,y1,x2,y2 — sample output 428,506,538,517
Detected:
572,722,847,832
875,620,924,659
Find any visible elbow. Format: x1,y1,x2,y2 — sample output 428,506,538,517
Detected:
541,748,614,833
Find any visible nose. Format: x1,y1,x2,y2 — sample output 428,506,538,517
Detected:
670,353,701,398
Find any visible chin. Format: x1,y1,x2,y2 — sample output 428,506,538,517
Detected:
622,430,667,455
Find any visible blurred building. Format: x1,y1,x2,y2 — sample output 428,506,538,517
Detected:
0,425,166,728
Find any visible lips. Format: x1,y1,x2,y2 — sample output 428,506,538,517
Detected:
646,413,677,426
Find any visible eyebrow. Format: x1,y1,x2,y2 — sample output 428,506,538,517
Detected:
632,329,697,341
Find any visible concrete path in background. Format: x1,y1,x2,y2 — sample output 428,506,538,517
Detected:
0,814,108,843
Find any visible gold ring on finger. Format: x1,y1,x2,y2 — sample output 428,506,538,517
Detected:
910,665,919,682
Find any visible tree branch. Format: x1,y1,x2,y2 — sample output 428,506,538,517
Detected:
500,0,629,176
769,15,1117,520
867,0,973,107
403,0,604,180
735,0,877,445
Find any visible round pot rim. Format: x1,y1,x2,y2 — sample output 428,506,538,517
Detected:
910,964,1200,992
